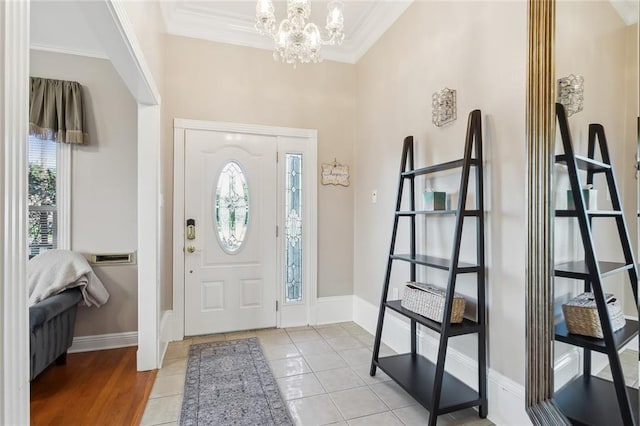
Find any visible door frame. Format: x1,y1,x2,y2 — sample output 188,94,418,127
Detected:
173,119,318,338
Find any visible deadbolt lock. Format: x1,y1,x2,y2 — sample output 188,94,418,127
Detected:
186,245,196,254
186,218,196,240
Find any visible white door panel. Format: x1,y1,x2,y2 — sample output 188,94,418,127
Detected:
184,129,277,336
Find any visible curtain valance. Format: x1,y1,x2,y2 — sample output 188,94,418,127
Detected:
29,77,88,144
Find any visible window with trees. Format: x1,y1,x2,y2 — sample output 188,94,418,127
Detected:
28,136,59,257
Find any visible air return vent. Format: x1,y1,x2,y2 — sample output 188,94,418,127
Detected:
90,252,136,265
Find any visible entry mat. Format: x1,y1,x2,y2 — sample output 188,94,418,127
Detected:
180,338,293,426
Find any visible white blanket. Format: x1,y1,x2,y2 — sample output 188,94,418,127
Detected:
28,250,110,307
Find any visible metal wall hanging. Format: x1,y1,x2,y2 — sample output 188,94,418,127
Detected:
557,74,584,117
321,158,349,186
432,87,457,127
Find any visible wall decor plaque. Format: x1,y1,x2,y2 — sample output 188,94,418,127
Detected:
321,158,349,186
432,87,457,127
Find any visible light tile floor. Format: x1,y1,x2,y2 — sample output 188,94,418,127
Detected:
140,322,493,426
595,349,639,387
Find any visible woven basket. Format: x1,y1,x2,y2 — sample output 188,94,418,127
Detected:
562,292,625,338
401,282,466,323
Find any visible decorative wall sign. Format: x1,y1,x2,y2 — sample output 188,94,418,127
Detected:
432,87,457,127
557,74,584,116
321,158,350,186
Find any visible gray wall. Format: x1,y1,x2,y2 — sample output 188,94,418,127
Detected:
30,50,138,336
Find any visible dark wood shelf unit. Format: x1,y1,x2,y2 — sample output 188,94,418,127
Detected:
385,301,481,337
396,210,481,217
374,354,481,415
555,320,639,353
555,154,611,172
370,110,487,426
552,103,639,426
555,210,623,218
554,260,632,279
400,159,467,177
390,254,479,272
554,376,639,426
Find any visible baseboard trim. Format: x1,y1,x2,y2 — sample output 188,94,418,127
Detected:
159,309,175,366
353,296,532,426
68,331,138,353
314,295,354,325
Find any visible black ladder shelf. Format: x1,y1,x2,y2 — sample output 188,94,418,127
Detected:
370,110,487,426
553,103,639,426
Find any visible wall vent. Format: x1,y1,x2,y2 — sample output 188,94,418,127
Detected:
89,252,136,265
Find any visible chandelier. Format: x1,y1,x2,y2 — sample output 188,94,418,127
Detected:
255,0,345,64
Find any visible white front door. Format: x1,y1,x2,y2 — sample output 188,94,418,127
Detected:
183,129,277,336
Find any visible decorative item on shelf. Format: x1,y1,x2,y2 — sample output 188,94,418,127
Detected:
401,282,466,323
321,158,349,186
254,0,345,65
562,292,625,338
557,74,584,117
567,183,597,210
423,189,446,211
432,87,457,127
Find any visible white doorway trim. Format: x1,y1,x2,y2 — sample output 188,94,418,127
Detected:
76,0,162,371
1,1,30,423
173,119,318,338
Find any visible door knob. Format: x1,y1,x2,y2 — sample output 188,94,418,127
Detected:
186,245,196,253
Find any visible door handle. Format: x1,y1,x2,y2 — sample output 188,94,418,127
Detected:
186,219,196,240
186,245,196,254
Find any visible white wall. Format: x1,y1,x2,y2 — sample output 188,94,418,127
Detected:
355,0,528,389
163,35,356,300
30,50,139,336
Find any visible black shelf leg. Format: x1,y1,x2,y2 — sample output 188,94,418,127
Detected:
410,320,417,355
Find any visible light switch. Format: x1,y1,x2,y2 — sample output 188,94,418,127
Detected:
372,190,377,203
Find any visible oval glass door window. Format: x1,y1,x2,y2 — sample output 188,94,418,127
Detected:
214,161,249,253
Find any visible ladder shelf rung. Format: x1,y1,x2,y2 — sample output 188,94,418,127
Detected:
374,354,481,415
391,254,480,272
396,210,481,217
554,260,632,279
555,154,610,172
555,376,639,426
555,319,638,353
401,158,480,177
385,300,480,336
555,210,622,218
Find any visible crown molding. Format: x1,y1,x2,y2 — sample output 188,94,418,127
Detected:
162,1,414,64
30,43,109,60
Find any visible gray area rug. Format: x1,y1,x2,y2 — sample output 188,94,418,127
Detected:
180,337,293,426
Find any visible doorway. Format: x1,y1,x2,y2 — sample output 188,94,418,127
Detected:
173,120,318,337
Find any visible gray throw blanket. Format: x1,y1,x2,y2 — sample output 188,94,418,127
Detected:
28,250,110,307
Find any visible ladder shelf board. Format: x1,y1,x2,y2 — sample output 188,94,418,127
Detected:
374,354,482,415
555,154,610,172
554,260,632,279
391,254,480,272
401,158,480,177
396,210,481,217
554,376,639,426
385,300,481,336
555,210,622,218
555,319,639,353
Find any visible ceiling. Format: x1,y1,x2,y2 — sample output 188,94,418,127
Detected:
160,0,413,64
30,1,638,64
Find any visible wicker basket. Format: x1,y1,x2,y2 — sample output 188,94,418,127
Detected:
562,292,625,338
401,282,466,323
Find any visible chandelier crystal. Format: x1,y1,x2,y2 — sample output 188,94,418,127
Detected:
255,0,345,64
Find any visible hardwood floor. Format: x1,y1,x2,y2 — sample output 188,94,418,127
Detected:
30,347,157,426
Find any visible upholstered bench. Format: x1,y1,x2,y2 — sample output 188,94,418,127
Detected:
29,288,82,380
